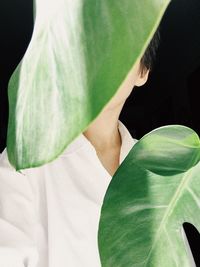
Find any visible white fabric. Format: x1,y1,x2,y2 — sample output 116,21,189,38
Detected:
0,119,137,267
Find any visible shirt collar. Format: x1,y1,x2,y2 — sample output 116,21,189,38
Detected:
62,119,137,162
15,120,137,175
118,120,137,164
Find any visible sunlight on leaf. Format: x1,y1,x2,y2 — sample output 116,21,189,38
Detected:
98,125,200,266
7,0,170,169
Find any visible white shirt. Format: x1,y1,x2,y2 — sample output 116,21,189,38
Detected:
0,119,137,267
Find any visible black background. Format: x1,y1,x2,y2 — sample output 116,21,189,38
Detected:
0,0,200,265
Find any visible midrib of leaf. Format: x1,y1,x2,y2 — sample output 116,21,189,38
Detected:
143,168,193,266
164,227,179,266
143,136,200,150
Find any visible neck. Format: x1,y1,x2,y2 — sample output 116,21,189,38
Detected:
83,102,124,151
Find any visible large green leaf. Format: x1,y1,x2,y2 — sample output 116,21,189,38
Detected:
98,125,200,266
7,0,170,170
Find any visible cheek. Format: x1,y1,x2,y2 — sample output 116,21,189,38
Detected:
104,81,135,110
113,66,140,100
103,62,141,109
114,84,134,101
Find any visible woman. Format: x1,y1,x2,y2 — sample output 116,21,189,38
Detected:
0,31,159,266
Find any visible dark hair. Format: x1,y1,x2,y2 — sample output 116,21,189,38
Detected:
140,27,160,74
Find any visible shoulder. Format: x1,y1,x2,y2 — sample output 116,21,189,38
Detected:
0,148,26,178
0,148,36,199
0,150,39,261
0,147,72,193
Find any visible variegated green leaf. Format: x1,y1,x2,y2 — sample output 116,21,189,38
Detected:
7,0,170,169
98,125,200,266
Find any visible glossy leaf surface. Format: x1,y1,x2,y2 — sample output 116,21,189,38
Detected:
98,125,200,267
7,0,170,169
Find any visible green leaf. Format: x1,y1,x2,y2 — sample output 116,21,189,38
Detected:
98,125,200,266
7,0,170,170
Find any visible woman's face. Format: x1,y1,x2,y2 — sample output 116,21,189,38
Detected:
103,59,149,111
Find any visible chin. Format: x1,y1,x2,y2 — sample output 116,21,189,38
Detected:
104,101,124,111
